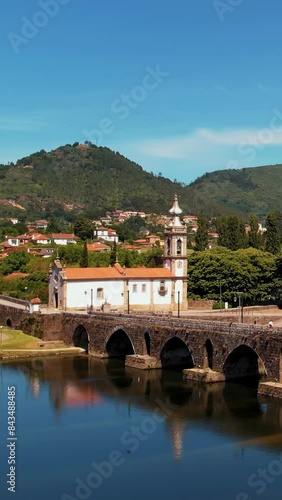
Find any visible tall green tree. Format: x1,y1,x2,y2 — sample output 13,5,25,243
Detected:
217,215,247,250
110,241,117,266
265,211,281,254
74,217,93,241
248,213,259,249
195,213,208,251
79,241,88,268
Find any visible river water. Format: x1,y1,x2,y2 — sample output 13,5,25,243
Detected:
1,355,282,500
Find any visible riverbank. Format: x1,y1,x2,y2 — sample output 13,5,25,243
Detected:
0,328,85,361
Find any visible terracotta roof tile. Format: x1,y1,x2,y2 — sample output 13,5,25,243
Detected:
30,297,41,304
87,243,110,251
4,272,29,279
64,266,174,280
52,233,77,239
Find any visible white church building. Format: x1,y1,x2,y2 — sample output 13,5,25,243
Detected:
48,195,188,313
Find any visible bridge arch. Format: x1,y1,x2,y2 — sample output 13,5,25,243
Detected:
73,324,89,354
160,336,194,369
6,318,12,328
105,328,135,359
223,344,267,380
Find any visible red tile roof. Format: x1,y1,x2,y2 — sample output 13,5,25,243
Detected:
63,265,174,280
30,297,41,304
4,272,29,279
52,233,78,239
87,242,110,251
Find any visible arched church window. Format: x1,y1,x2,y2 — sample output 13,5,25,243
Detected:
177,239,182,255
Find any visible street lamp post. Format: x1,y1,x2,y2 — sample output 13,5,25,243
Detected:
90,289,93,312
0,326,3,353
177,291,180,318
219,281,222,309
127,290,130,314
236,292,244,323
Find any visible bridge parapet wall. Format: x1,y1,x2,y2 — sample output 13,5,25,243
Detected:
0,305,281,382
0,295,28,307
0,304,24,328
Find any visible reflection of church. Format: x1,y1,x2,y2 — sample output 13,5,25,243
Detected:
24,356,188,461
20,355,282,463
48,195,188,313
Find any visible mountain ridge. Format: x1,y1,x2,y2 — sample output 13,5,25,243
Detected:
0,143,282,220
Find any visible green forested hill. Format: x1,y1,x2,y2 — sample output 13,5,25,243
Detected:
0,143,282,219
189,164,282,217
0,143,220,219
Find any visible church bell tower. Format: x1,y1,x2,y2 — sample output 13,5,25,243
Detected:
164,194,188,311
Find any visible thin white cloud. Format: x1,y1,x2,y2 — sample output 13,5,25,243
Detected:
130,127,282,160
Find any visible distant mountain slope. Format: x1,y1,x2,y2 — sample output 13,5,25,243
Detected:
0,143,224,219
0,143,281,219
188,164,282,217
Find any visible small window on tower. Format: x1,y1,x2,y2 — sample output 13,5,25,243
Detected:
142,284,146,293
177,239,182,255
166,238,171,255
133,284,137,293
97,288,104,300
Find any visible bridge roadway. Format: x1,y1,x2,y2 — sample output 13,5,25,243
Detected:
1,297,282,396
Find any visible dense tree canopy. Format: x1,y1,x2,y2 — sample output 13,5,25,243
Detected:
188,247,275,305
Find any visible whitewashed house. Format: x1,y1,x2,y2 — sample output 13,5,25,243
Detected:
51,233,79,245
4,235,20,247
94,227,119,243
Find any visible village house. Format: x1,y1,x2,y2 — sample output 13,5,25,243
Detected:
87,242,110,253
34,219,49,230
48,195,188,313
50,233,79,245
133,234,162,250
94,227,119,243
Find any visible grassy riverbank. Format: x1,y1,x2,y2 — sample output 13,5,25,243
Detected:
0,328,83,360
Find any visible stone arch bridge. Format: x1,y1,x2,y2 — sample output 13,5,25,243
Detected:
7,307,282,391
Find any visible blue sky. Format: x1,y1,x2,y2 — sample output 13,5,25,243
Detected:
1,0,282,183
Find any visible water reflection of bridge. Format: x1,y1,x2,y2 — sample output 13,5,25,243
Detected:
7,356,282,459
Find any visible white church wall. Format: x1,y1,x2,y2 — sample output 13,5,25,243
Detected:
174,279,183,303
66,280,124,309
152,280,172,305
128,280,151,305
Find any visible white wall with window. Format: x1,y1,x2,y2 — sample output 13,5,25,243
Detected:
152,280,172,305
66,280,124,309
128,280,151,305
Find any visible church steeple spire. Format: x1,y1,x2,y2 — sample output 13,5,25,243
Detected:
169,194,183,227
